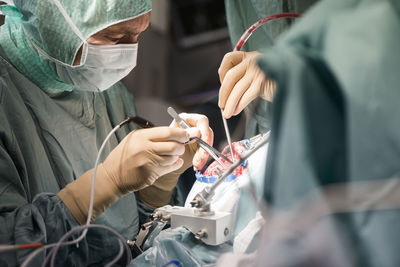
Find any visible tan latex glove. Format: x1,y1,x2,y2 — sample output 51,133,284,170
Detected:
218,51,277,119
137,113,214,208
58,127,189,224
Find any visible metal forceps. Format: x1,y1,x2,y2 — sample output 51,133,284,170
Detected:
189,137,233,164
167,107,232,167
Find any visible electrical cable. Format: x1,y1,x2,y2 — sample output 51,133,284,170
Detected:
49,224,130,267
22,224,130,267
46,123,123,267
105,240,125,267
0,243,43,253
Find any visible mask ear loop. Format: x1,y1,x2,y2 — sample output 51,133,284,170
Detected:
52,0,88,66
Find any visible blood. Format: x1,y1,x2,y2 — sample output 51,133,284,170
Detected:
201,140,248,178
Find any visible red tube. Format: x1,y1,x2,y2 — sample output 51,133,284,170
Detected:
234,13,301,51
17,242,43,250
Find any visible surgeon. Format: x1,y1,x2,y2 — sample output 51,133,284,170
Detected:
217,0,400,266
0,0,213,266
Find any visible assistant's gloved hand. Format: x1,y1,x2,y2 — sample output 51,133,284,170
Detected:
218,51,276,118
137,113,214,208
58,127,189,224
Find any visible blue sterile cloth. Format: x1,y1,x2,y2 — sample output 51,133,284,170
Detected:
130,228,232,267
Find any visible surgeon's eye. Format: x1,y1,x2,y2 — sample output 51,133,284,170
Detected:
108,37,120,43
116,34,139,44
103,33,125,43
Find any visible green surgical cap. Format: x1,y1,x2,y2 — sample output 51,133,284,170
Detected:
13,0,152,65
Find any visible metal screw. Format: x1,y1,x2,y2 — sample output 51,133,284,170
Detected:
224,228,229,236
215,167,223,177
194,229,208,240
126,240,135,246
190,199,200,208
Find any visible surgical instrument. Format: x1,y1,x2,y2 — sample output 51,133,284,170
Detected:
129,112,232,164
132,13,301,249
190,131,270,210
120,115,155,129
189,137,232,164
167,107,226,167
220,109,234,160
151,131,271,246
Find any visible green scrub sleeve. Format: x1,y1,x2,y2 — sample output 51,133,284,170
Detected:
0,143,152,266
0,145,85,266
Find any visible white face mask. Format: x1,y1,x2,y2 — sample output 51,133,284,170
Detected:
56,43,138,92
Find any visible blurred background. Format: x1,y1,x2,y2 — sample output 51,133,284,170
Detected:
123,0,232,127
0,0,238,132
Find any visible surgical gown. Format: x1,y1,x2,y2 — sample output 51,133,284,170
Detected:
255,0,400,266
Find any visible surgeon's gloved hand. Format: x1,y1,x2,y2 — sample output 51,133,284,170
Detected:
176,113,214,171
102,127,189,193
137,113,214,208
58,127,189,224
218,51,276,119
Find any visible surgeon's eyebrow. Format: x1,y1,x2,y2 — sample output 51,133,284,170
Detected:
95,22,148,39
104,27,141,36
110,16,149,32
